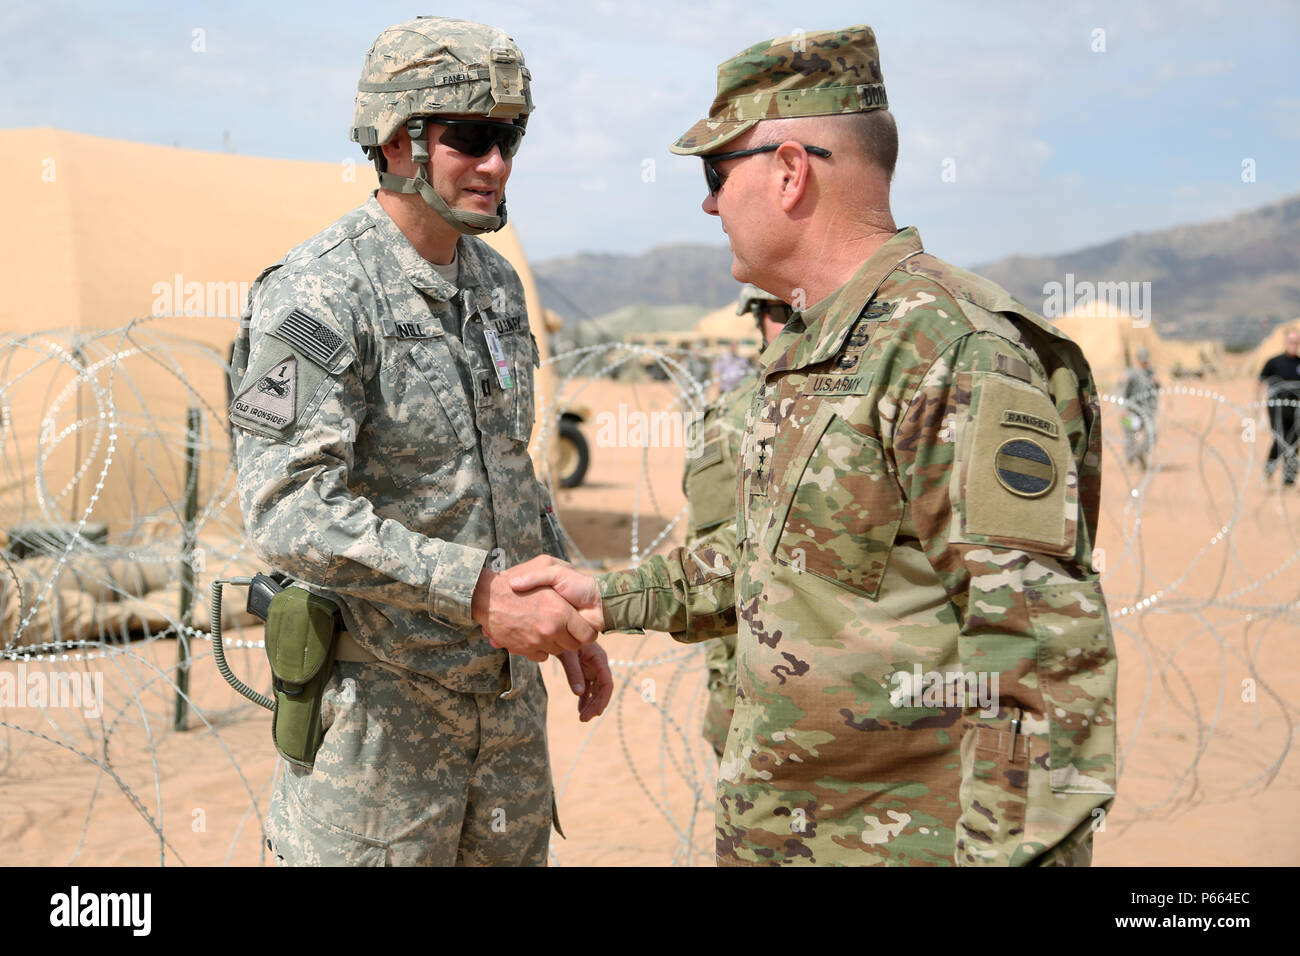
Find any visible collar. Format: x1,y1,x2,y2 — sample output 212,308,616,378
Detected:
764,226,925,377
363,194,462,303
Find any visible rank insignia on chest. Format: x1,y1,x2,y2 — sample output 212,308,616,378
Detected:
475,369,495,406
749,421,777,494
475,290,495,312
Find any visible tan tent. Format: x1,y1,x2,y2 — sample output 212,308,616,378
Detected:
0,127,557,533
694,301,760,342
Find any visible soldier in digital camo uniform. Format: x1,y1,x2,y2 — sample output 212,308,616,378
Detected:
686,285,789,758
229,17,611,867
506,24,1117,866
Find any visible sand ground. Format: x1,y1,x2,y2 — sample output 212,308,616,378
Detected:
1,375,1296,866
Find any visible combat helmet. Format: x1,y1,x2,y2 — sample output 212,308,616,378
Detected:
351,16,533,235
736,283,790,325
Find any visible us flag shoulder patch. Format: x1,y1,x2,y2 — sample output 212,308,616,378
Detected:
270,309,345,368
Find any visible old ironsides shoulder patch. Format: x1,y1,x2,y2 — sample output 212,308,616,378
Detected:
232,354,296,430
994,437,1055,497
270,309,344,369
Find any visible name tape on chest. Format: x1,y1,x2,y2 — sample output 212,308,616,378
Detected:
394,320,438,339
231,354,297,430
271,310,345,369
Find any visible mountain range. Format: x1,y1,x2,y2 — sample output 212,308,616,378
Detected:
533,194,1300,347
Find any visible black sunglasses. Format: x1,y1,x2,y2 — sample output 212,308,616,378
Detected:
429,118,526,159
702,143,831,195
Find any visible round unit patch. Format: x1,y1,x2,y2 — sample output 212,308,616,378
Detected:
994,437,1056,498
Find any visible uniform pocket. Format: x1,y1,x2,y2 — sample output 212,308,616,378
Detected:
372,339,474,488
265,668,391,866
685,439,736,536
767,409,903,599
955,713,1031,865
1029,580,1117,795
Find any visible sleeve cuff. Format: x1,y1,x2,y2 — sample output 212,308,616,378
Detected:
427,542,490,627
598,568,652,633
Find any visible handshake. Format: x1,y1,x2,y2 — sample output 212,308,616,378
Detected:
470,555,610,721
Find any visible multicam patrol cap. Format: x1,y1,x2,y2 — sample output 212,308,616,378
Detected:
671,24,887,156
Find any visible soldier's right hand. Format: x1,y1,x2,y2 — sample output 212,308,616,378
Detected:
470,567,598,663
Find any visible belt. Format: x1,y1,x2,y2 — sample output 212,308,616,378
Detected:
334,628,378,663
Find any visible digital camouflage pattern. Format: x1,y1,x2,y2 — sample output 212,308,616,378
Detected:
231,194,563,864
736,283,781,315
672,24,888,156
264,660,553,866
351,16,532,150
600,227,1117,865
684,372,759,757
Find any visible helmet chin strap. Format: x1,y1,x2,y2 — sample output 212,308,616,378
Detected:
375,120,507,235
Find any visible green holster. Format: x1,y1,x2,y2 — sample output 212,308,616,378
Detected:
263,586,341,769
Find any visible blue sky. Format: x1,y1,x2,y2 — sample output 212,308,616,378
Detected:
3,0,1297,265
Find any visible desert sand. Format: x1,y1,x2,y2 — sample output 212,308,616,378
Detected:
2,373,1296,867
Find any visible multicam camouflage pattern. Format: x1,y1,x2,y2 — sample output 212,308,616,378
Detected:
264,660,553,865
231,195,563,864
672,24,887,156
600,227,1117,865
351,16,532,150
684,372,759,757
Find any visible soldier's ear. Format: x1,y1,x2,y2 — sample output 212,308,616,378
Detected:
381,129,411,173
775,142,813,214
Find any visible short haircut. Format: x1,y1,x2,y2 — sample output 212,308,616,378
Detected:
845,110,898,182
752,111,899,182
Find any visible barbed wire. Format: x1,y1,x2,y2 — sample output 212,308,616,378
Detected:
1,325,1296,865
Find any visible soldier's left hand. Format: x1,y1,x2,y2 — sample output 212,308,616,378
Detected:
559,645,613,722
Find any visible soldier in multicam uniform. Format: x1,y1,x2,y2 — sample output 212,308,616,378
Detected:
505,24,1117,866
686,285,789,758
229,16,611,867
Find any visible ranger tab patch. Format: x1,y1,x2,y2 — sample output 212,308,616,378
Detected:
232,355,296,430
1001,409,1059,437
271,309,344,368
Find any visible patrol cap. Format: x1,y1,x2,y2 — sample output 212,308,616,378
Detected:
671,24,888,156
1136,347,1151,363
